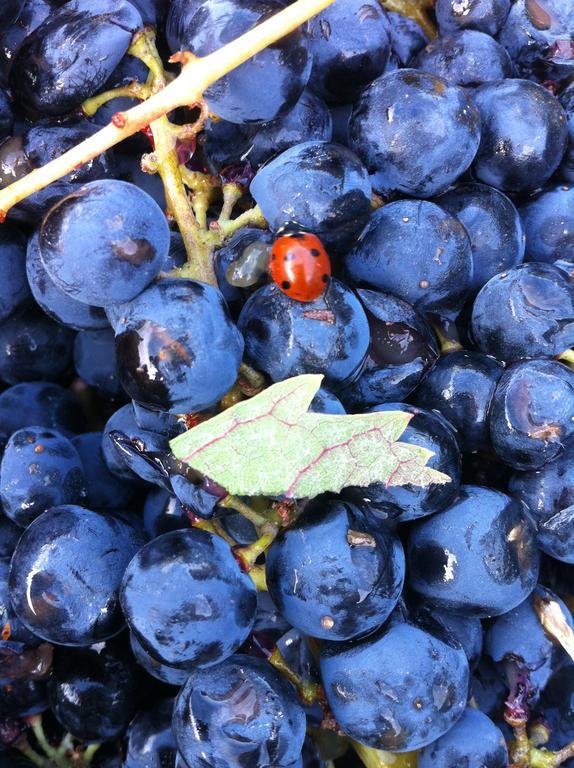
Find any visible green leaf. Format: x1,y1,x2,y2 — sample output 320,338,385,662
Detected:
169,374,450,498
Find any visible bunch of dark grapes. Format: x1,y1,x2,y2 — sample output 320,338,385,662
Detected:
0,0,574,767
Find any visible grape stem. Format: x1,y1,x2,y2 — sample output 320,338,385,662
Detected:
0,0,336,225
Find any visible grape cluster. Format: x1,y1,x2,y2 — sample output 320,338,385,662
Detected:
0,1,574,767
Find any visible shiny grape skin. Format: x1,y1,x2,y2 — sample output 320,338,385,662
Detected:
415,30,514,88
417,707,508,768
470,263,574,363
143,487,189,539
407,485,540,617
10,0,143,117
0,382,86,441
266,497,405,641
47,639,139,742
345,404,461,523
0,560,41,647
320,617,469,752
0,305,75,385
9,505,146,646
238,279,370,391
385,11,428,69
115,279,244,414
520,185,574,265
26,230,109,330
213,227,274,305
436,182,525,293
345,199,473,319
129,632,190,686
0,678,47,718
73,329,121,399
250,141,371,254
489,359,574,471
166,0,310,124
341,289,438,410
414,351,504,453
348,69,481,198
71,432,136,512
0,223,30,323
39,180,169,308
472,79,568,193
435,0,510,36
508,443,574,564
125,698,178,768
306,0,391,105
120,528,257,669
173,654,306,768
0,427,86,528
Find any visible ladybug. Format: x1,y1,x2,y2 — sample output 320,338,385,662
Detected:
268,231,331,302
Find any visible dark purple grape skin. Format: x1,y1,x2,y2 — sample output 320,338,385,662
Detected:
340,289,439,410
266,497,405,641
320,616,469,752
348,69,481,198
415,30,514,88
345,199,474,320
0,515,21,562
0,679,47,717
238,279,370,391
166,0,311,124
0,560,41,647
407,485,540,617
0,382,86,441
385,11,428,69
306,0,391,105
435,0,510,36
10,0,143,117
73,328,121,399
470,263,574,363
125,699,178,768
472,79,568,193
0,89,13,140
47,639,140,742
71,432,136,512
414,350,504,453
129,632,190,686
0,0,24,28
0,223,31,323
120,528,257,669
9,505,146,646
143,488,189,539
173,654,306,768
520,185,574,265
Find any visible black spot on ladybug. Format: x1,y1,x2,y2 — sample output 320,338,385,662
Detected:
311,249,321,257
282,280,291,290
322,274,329,283
289,232,306,240
271,254,276,261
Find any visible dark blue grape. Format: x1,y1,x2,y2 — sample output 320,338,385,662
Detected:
0,90,13,143
71,432,135,511
39,180,169,307
0,382,86,441
0,515,21,563
132,401,185,438
559,84,574,182
346,199,473,319
47,639,139,742
125,699,177,768
415,30,513,88
345,404,461,523
508,444,574,563
166,0,310,124
414,351,504,453
266,497,405,641
0,561,40,647
120,528,257,669
0,224,30,323
9,505,145,645
0,0,24,27
385,11,428,69
436,182,525,293
173,654,306,768
26,231,109,330
129,632,189,686
238,279,369,390
489,359,574,471
253,590,292,639
320,615,469,752
115,279,244,413
0,305,75,384
10,0,143,116
472,79,567,193
539,662,574,754
411,603,483,671
348,69,480,198
470,263,574,362
220,511,258,546
470,657,507,722
309,387,346,414
520,185,574,265
250,141,371,253
0,679,47,717
407,485,540,617
143,488,189,539
340,289,438,410
0,427,86,528
418,707,508,768
498,0,574,82
306,0,390,104
436,0,509,35
74,328,121,398
214,228,274,304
